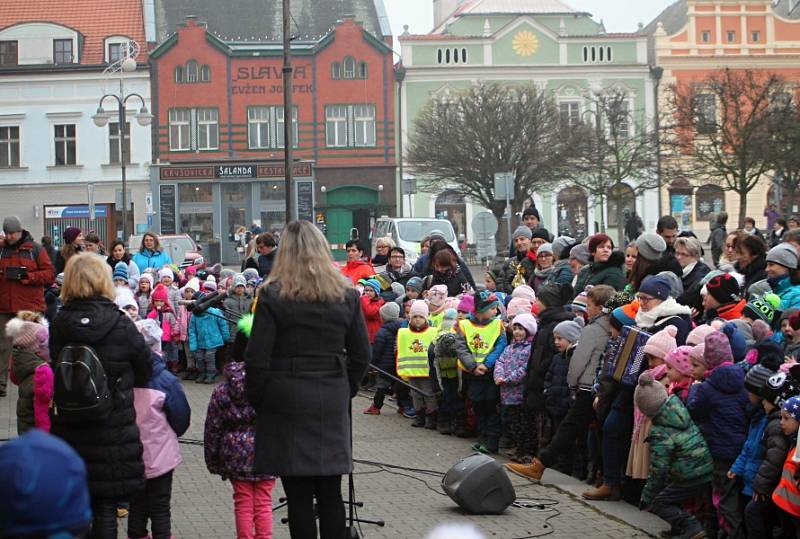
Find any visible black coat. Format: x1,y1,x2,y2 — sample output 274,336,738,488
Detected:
737,256,768,297
753,409,790,496
681,261,711,296
650,252,683,279
423,268,471,297
372,319,402,372
642,312,693,346
49,296,152,500
245,284,371,476
525,307,575,411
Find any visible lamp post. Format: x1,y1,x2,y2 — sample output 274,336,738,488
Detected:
92,59,152,241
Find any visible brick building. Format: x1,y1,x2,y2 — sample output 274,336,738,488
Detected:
149,0,396,264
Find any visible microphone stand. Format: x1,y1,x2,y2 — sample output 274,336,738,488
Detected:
346,402,385,537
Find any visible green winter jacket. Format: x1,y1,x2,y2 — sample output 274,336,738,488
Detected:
11,348,48,434
641,395,714,505
571,251,627,299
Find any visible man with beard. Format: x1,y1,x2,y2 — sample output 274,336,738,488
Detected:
499,227,536,294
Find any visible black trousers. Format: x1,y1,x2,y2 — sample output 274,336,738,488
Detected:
128,470,174,539
90,499,120,539
281,475,345,539
539,390,594,468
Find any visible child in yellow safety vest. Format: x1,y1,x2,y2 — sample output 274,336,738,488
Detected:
397,300,440,429
455,290,508,454
433,308,462,436
426,285,448,328
772,396,800,536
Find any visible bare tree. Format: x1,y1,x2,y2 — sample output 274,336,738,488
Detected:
565,89,658,246
407,82,581,252
766,91,800,215
660,69,782,227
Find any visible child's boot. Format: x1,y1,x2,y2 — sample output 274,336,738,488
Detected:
182,368,196,381
411,410,426,427
194,369,206,383
424,411,438,430
438,416,453,435
204,371,217,384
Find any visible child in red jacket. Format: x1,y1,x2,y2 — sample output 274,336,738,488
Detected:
360,278,385,343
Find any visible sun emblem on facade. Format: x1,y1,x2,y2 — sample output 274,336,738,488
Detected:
512,30,539,57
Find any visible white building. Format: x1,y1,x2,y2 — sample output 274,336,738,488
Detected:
0,0,155,247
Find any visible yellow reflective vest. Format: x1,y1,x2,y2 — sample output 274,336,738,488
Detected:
396,326,439,379
458,318,503,369
429,311,444,328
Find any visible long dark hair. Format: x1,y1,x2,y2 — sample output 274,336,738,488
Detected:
106,239,131,267
629,256,654,291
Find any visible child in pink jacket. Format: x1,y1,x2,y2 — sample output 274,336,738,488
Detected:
6,312,53,435
147,283,180,373
129,319,191,539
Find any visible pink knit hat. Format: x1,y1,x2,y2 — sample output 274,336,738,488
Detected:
642,325,678,360
511,285,536,302
409,300,430,318
427,285,448,307
685,324,716,346
689,342,705,364
701,330,733,371
664,346,694,377
5,318,49,356
507,297,533,318
457,294,475,314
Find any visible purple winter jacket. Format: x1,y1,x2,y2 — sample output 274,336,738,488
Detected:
493,339,533,405
204,361,274,482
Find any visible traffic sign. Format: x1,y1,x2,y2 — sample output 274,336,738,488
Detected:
493,172,514,201
472,211,498,238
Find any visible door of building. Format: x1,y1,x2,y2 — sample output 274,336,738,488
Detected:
221,183,252,265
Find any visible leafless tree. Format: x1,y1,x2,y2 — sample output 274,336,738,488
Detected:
660,68,782,227
407,82,582,252
766,90,800,215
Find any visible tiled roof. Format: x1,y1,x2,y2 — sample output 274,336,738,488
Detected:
155,0,385,43
0,0,147,65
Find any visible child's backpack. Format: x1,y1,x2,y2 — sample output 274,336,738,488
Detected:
53,344,112,423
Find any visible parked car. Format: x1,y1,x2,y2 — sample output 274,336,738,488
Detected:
373,217,460,265
128,233,205,269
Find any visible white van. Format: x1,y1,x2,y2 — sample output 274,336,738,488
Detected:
373,217,460,265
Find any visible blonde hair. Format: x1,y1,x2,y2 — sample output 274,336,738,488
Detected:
266,220,348,303
61,253,116,303
375,236,395,249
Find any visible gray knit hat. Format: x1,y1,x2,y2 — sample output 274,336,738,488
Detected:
2,216,21,234
552,236,575,259
553,317,584,344
537,243,553,256
569,243,590,265
512,226,532,240
391,282,406,298
744,364,776,396
767,243,799,270
379,302,401,321
634,371,669,418
636,232,667,262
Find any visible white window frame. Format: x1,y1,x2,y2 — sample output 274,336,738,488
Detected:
168,108,191,151
727,30,736,43
248,107,271,149
559,101,581,127
274,106,299,149
343,57,356,79
353,104,376,147
108,121,131,164
53,123,77,166
325,105,349,147
325,104,376,148
196,108,219,150
701,30,711,43
0,125,20,168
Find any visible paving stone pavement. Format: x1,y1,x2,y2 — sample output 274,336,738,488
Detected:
0,379,661,538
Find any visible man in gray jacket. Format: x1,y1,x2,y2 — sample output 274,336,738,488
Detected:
506,285,615,482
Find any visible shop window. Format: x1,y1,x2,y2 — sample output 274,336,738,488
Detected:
180,212,213,250
108,121,130,164
54,124,76,166
0,41,18,66
0,126,20,168
196,108,219,150
53,39,73,64
260,181,286,201
343,56,356,79
695,184,725,221
607,183,635,227
179,183,213,203
168,108,191,151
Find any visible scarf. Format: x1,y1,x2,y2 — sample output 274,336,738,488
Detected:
682,261,697,278
635,296,691,329
534,265,554,279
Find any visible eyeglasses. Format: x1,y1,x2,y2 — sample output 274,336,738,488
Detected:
390,254,405,259
636,294,656,304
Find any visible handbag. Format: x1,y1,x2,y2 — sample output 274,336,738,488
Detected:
604,326,651,387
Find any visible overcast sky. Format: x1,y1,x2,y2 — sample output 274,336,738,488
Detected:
383,0,677,36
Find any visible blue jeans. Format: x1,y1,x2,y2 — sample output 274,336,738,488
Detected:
602,406,632,487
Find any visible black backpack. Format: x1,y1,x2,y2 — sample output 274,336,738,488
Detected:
53,344,112,422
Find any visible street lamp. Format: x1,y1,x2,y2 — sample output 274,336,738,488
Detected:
92,92,151,241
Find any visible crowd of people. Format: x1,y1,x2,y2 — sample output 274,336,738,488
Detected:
7,204,800,539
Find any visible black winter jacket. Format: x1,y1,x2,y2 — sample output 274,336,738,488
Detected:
525,307,575,411
737,256,768,297
50,296,152,500
544,346,573,420
372,320,403,372
753,408,791,496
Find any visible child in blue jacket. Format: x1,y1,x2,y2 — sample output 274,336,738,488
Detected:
189,292,230,384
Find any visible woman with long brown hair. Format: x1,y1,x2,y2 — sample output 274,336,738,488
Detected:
245,220,370,539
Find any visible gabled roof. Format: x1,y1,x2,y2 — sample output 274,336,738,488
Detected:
774,0,800,19
154,0,388,43
642,0,687,37
0,0,147,65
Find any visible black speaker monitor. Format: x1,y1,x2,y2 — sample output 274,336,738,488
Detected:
442,453,516,515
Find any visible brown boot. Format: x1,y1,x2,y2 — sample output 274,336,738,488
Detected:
505,457,545,481
581,484,621,501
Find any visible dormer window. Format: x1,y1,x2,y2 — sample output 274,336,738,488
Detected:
108,43,125,64
0,41,18,66
53,39,73,64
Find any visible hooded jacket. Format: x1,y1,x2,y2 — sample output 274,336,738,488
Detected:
737,256,768,296
543,345,573,418
204,361,274,482
772,275,800,311
640,395,714,504
341,259,376,285
567,312,610,390
543,259,574,287
188,307,229,351
494,338,533,405
49,296,152,499
132,248,173,273
525,307,575,410
372,319,403,372
0,231,55,313
687,364,749,461
223,289,253,343
752,407,791,496
730,407,768,497
10,347,53,434
635,297,693,346
133,352,190,479
572,250,626,298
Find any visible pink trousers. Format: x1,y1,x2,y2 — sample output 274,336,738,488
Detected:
232,479,276,539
